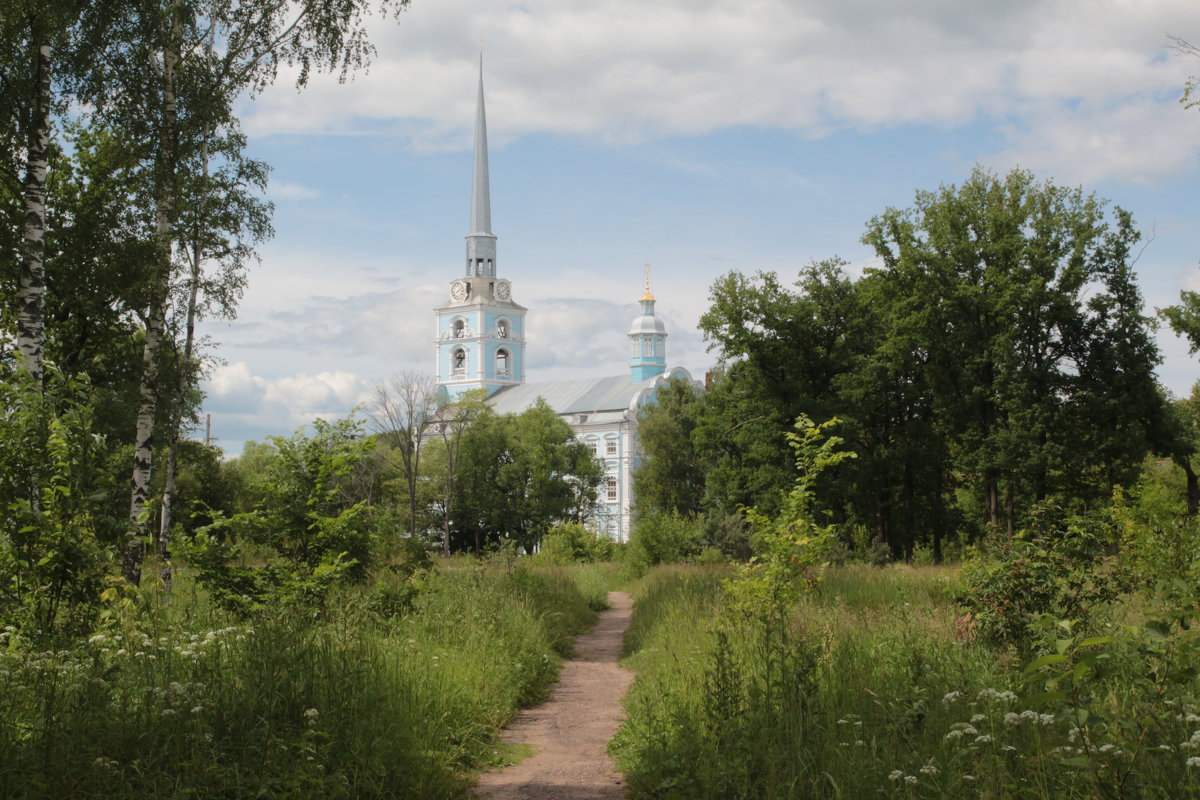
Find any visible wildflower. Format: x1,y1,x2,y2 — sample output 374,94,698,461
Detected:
191,706,203,714
837,718,849,725
1038,713,1054,726
1098,744,1117,754
888,770,904,781
945,730,964,741
971,714,986,724
1004,712,1021,726
963,775,976,782
88,634,106,644
904,775,918,785
974,735,993,744
1188,757,1200,768
919,765,939,776
855,740,865,746
305,708,320,724
942,691,962,704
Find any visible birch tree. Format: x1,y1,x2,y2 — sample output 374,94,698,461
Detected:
0,0,96,381
73,0,408,584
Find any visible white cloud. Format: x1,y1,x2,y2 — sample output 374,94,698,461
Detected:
236,0,1200,182
202,362,376,453
270,180,320,200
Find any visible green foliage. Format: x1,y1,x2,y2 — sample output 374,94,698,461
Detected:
730,415,856,615
632,375,707,515
184,416,378,614
0,367,119,638
535,521,614,565
452,400,602,554
957,503,1124,649
626,511,703,574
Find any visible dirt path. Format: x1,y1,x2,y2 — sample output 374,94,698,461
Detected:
472,590,635,800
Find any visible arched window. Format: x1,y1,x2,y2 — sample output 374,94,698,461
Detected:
453,319,465,338
497,319,509,339
641,338,652,356
496,348,510,378
452,348,467,376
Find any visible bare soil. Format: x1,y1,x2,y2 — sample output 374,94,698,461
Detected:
471,590,635,800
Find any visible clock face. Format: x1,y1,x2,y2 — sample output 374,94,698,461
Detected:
450,280,467,302
495,280,511,301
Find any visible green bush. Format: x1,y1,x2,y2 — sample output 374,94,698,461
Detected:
957,503,1123,648
535,522,615,564
626,511,703,574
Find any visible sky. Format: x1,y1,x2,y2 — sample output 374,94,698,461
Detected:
199,0,1200,455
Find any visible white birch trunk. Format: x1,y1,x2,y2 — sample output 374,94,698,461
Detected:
158,186,204,594
125,4,182,585
17,37,50,383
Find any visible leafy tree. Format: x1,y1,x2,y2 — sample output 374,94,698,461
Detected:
862,167,1162,532
64,0,408,584
632,374,707,516
452,400,602,554
187,416,377,614
427,389,490,556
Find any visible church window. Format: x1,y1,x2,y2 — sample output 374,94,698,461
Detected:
631,340,639,358
606,476,618,502
496,348,510,378
606,440,617,456
641,338,652,357
655,338,664,357
453,319,465,338
497,319,509,338
452,348,467,376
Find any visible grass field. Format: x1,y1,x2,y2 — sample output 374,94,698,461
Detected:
0,556,606,799
613,563,1200,799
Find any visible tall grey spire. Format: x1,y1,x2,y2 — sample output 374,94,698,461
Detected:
465,51,496,278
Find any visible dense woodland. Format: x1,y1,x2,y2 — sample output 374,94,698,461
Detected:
7,3,1200,797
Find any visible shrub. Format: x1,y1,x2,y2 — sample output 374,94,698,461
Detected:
957,503,1123,648
536,522,615,564
626,511,703,573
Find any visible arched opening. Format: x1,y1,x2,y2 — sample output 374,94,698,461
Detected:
495,348,510,378
497,319,509,339
453,319,466,338
452,347,467,376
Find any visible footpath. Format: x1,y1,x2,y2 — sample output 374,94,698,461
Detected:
472,591,635,800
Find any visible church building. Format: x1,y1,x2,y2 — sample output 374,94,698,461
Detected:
433,57,696,542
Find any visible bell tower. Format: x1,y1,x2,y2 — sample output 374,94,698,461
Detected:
435,52,526,399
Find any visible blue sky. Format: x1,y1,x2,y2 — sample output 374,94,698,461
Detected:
200,0,1200,454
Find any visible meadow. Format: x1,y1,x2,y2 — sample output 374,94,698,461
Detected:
613,563,1200,799
0,556,616,799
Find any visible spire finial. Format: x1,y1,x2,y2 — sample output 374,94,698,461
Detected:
640,262,655,302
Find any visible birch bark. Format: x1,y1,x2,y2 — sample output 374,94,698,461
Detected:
124,3,182,586
17,35,50,382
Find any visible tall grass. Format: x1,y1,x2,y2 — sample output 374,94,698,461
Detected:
613,564,1200,799
0,559,604,799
